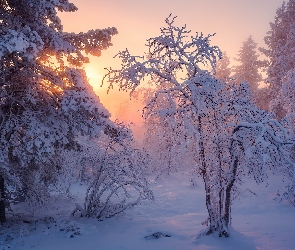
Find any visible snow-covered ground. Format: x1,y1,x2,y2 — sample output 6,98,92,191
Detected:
1,172,294,250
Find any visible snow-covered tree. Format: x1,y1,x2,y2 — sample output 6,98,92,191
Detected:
276,69,295,116
143,107,195,176
255,86,273,111
104,16,295,237
215,51,231,81
0,0,118,223
63,123,154,219
260,0,295,115
272,69,295,203
144,115,177,175
133,86,196,176
232,36,262,94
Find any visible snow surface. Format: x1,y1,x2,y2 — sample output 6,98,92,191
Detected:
1,172,294,250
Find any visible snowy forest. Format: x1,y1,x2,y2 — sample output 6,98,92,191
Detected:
0,0,295,249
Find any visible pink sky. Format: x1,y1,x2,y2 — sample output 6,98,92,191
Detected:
59,0,284,121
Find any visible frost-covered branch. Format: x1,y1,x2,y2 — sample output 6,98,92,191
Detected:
69,125,153,220
103,15,221,96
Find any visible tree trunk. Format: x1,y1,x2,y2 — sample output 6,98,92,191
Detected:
0,174,6,223
224,156,238,228
197,116,219,235
197,114,231,237
224,138,243,225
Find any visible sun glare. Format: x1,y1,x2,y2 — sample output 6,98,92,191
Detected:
84,66,103,90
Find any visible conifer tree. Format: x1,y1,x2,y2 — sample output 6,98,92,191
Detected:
215,51,231,81
0,0,117,222
232,36,262,94
261,0,295,98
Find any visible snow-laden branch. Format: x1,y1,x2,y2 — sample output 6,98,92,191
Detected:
103,15,221,95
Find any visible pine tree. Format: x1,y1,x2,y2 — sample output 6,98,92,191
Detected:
0,0,117,222
232,36,262,94
215,51,231,81
260,0,295,115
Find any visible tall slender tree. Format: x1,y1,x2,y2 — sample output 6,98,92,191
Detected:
260,0,295,116
232,36,262,94
215,51,231,81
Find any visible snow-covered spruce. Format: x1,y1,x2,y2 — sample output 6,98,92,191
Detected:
0,0,117,223
232,36,262,95
215,51,231,82
260,0,295,117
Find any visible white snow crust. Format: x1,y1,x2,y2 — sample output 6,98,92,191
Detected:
1,172,294,250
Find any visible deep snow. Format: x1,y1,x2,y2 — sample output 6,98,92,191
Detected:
1,172,294,250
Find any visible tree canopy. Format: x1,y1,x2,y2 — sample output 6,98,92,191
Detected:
0,0,118,222
104,15,295,237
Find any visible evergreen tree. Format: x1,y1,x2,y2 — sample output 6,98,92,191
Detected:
232,36,262,94
215,51,231,81
260,0,295,116
0,0,117,222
